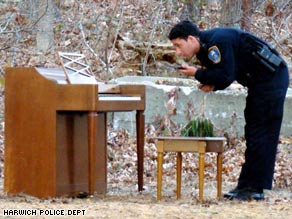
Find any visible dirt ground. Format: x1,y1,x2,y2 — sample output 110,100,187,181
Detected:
0,176,292,219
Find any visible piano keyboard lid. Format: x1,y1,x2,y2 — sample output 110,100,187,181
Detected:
98,93,141,101
36,68,142,101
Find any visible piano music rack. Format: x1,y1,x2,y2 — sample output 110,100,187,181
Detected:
58,52,94,84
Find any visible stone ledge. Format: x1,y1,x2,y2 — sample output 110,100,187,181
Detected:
109,76,292,137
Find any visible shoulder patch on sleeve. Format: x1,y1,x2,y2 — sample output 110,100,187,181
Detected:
208,46,221,64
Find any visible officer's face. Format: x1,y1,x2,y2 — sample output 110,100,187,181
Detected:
171,36,200,59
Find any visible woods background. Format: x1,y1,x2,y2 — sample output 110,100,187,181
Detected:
0,0,291,83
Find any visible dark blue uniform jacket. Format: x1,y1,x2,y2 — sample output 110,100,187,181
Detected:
195,28,289,98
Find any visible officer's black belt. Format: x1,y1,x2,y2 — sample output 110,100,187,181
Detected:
254,44,282,69
246,34,284,73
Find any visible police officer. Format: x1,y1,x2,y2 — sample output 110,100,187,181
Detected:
168,20,289,200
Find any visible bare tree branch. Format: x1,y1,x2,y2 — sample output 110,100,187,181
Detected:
142,1,162,75
79,22,110,73
109,7,124,63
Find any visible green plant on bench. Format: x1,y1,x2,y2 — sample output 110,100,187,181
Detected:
181,117,214,137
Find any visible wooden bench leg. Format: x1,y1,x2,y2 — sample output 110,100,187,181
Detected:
157,151,163,201
198,152,205,202
176,152,182,199
217,152,223,199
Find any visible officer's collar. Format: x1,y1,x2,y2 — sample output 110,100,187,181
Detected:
197,31,208,55
198,30,206,39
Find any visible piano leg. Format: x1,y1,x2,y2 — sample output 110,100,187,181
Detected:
89,110,142,194
95,113,107,194
88,112,107,196
136,110,145,192
88,111,97,196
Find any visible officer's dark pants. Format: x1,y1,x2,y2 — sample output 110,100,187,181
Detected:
238,64,289,190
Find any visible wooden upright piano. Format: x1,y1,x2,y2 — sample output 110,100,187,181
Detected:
4,67,145,198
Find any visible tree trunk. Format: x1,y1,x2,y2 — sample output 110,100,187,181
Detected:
207,0,219,6
219,0,242,27
36,0,55,52
179,0,201,22
240,0,253,31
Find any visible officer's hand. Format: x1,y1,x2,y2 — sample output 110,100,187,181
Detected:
198,84,214,93
177,65,197,77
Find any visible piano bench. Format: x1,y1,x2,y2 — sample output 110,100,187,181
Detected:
156,136,225,202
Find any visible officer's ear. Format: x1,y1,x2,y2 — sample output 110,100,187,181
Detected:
187,35,199,43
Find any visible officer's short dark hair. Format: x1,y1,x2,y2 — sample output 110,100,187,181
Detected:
168,20,200,40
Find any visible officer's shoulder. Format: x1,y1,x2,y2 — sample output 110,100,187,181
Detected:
206,28,240,43
215,28,240,37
